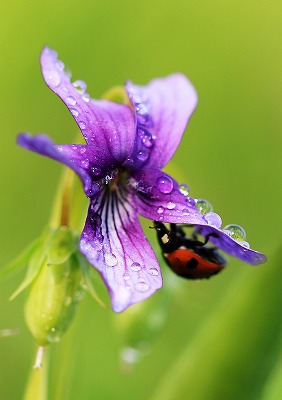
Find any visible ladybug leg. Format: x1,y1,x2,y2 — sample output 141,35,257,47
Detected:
202,232,220,245
188,229,219,247
170,223,186,238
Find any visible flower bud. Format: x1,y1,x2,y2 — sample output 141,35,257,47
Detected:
24,227,86,346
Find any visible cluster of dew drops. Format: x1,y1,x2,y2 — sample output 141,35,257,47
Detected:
46,51,91,130
155,177,250,249
126,85,155,166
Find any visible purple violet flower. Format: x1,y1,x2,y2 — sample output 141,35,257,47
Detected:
18,47,266,312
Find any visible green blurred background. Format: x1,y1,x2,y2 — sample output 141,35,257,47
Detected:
1,0,282,399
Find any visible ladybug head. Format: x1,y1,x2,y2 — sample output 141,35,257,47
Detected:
153,221,181,253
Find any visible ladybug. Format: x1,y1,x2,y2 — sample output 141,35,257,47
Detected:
153,221,226,279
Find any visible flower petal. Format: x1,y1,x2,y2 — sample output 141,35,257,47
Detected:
125,74,197,169
130,169,205,224
41,46,135,163
17,133,119,197
80,186,162,312
196,225,267,265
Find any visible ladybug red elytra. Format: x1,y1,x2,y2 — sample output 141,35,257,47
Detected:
153,221,226,279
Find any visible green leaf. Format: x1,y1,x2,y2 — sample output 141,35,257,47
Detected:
0,238,41,282
151,247,282,400
261,336,282,400
9,239,48,301
9,229,58,301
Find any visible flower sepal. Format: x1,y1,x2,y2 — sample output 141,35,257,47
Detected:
24,249,85,346
6,226,87,346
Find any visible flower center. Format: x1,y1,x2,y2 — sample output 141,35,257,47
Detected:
108,167,128,191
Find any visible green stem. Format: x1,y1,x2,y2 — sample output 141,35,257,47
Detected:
50,168,75,228
23,346,49,400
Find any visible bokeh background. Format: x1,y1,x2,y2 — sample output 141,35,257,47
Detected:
1,0,282,399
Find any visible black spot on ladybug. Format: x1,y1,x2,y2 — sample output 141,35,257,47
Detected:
186,258,198,269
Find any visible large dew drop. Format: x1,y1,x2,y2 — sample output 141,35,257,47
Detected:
78,121,87,129
179,183,190,196
204,212,222,228
195,199,213,214
47,327,62,343
223,224,246,242
148,268,159,276
45,69,61,88
157,206,164,214
138,128,154,148
137,150,149,162
156,176,174,194
166,201,176,210
131,262,141,272
72,80,87,94
105,253,118,267
135,280,150,292
66,96,76,106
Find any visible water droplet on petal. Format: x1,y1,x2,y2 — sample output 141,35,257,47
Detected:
137,150,149,161
123,273,130,281
45,69,61,88
203,212,222,228
138,128,154,148
126,157,134,165
156,176,174,194
87,182,100,197
131,91,145,104
195,199,213,214
148,268,159,276
91,166,102,176
241,241,250,249
105,253,118,267
223,224,246,242
136,103,148,115
82,93,90,102
167,201,176,210
66,96,76,106
55,60,65,71
92,237,103,250
179,183,190,196
131,262,141,272
186,197,196,206
157,206,164,214
70,108,79,117
135,103,150,125
73,80,87,94
78,121,86,129
64,65,72,77
182,208,190,215
135,280,150,292
81,158,89,168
